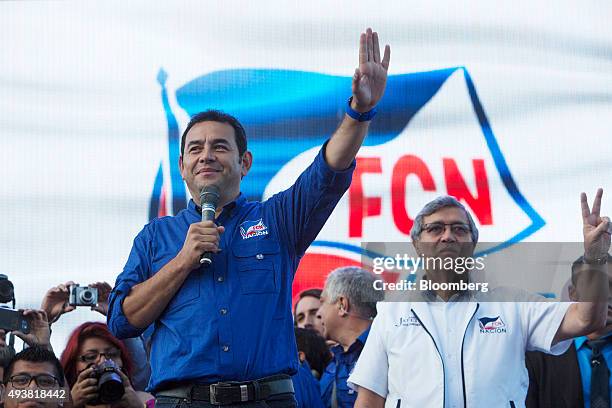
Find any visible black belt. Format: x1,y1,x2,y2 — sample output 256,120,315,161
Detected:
156,375,294,406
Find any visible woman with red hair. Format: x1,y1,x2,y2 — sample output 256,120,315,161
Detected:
60,322,152,408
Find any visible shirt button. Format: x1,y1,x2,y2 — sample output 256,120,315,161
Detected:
222,345,230,352
220,308,228,315
256,254,264,260
217,276,224,282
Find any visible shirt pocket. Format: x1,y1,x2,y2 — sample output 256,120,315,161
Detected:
233,239,281,294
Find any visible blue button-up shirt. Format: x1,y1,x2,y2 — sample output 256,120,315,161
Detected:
320,328,370,408
575,333,612,408
107,145,354,392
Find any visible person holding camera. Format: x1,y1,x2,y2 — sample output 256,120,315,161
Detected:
12,309,53,352
60,322,152,408
40,281,152,392
41,281,112,323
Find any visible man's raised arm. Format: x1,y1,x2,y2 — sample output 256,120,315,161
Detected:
325,28,390,170
553,188,611,344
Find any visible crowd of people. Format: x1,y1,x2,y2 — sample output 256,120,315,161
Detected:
0,26,609,408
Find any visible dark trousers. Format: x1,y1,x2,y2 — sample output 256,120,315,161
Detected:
155,393,297,408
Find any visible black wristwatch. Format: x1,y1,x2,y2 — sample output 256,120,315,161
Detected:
583,255,608,265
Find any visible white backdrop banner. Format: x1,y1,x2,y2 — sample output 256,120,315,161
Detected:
0,0,610,351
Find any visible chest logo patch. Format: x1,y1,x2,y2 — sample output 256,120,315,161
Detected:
240,218,269,239
395,316,421,327
478,316,507,334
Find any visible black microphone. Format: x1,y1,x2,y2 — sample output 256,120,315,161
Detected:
200,185,220,266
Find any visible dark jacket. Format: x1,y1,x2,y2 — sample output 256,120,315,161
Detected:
525,343,583,408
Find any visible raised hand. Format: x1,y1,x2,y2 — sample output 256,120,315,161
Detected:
351,27,391,112
581,188,611,261
89,281,113,316
13,309,52,351
41,281,76,324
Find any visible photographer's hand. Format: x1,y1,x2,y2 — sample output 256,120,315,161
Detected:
41,281,76,324
89,282,113,316
13,309,52,351
114,370,145,408
71,367,98,408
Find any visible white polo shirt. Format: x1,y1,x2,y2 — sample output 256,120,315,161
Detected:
347,288,572,408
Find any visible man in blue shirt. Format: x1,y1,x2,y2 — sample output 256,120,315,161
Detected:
107,28,391,407
526,253,612,408
317,267,383,408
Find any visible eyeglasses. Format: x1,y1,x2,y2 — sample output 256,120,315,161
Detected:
422,222,471,237
78,349,121,364
8,374,60,389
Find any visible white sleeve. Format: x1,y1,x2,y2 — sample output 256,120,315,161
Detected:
347,303,389,398
521,301,573,355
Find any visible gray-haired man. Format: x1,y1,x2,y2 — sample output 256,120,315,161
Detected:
317,266,383,408
350,191,610,408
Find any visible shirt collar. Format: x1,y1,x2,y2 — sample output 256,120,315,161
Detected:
575,331,612,350
332,327,371,356
356,327,370,345
189,193,247,217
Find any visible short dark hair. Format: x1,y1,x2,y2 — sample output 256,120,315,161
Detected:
295,328,332,379
0,345,16,369
571,253,612,285
180,110,247,158
293,288,323,317
4,346,65,387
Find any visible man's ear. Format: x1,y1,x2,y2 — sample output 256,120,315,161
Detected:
178,155,186,180
338,297,349,316
240,151,253,178
298,351,306,363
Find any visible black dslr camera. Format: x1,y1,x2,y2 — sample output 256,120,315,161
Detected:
0,274,14,304
88,360,125,405
68,284,98,307
0,274,29,334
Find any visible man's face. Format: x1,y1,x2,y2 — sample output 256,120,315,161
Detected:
295,296,324,335
413,206,475,260
570,261,612,329
316,291,343,342
179,121,251,205
3,360,62,408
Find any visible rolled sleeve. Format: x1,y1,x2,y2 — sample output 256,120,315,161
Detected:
107,282,144,339
107,226,153,339
273,141,356,258
314,140,356,192
347,309,388,398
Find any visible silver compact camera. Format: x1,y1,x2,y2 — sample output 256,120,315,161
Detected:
69,284,98,307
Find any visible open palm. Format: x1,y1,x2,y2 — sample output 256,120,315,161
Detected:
352,28,391,111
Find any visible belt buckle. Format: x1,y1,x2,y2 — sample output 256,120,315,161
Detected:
209,383,223,406
209,382,249,405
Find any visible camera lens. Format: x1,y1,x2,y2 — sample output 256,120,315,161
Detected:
0,275,14,304
80,290,93,304
97,360,124,403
